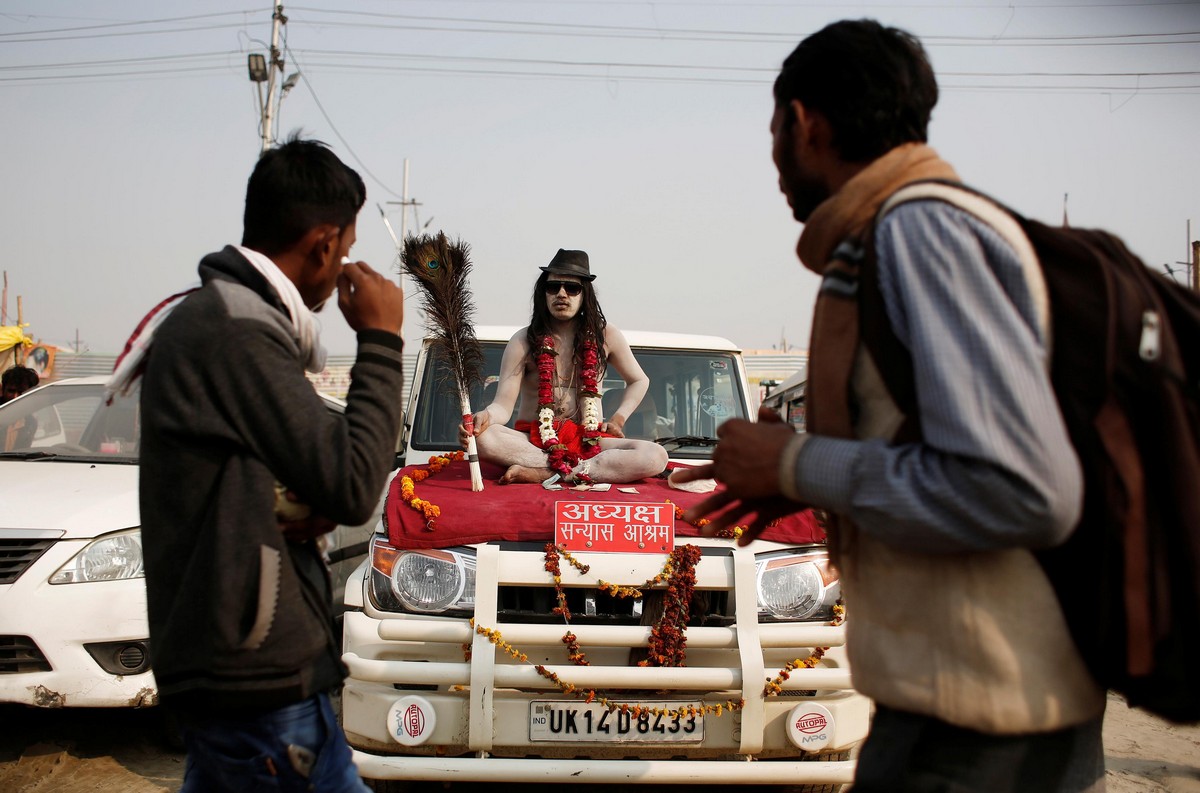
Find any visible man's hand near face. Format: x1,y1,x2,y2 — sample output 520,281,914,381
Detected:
338,261,404,335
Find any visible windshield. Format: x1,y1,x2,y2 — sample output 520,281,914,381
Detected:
409,342,746,459
0,382,140,462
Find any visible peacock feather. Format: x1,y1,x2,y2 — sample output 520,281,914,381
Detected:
401,232,484,398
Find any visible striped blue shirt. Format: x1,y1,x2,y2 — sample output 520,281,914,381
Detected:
794,200,1083,553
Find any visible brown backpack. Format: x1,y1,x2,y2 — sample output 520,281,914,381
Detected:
861,181,1200,723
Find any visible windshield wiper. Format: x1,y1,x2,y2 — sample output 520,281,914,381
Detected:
0,450,59,460
655,435,720,447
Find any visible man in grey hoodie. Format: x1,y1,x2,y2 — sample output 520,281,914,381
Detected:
136,136,404,792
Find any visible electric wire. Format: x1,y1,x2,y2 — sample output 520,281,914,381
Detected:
3,46,1196,91
0,10,256,38
282,41,404,199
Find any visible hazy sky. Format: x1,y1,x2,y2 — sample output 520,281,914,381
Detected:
3,1,1197,355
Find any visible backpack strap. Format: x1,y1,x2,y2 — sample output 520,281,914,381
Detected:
857,180,1051,443
879,181,1051,347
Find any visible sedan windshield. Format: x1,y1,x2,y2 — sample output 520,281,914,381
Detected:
0,383,140,461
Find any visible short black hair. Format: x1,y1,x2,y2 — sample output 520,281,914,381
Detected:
2,365,39,393
242,134,366,254
773,19,937,163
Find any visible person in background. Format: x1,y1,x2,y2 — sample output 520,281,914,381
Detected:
1,365,41,450
678,19,1105,793
459,249,667,485
132,135,405,792
1,365,39,404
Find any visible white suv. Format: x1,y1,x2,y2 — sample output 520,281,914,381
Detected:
341,328,869,790
0,376,375,709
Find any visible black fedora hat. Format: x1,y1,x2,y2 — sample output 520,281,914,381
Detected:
540,249,595,281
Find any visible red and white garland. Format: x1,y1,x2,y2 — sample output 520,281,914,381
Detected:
537,335,603,483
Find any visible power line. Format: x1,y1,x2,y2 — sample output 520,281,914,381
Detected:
3,42,1196,83
4,6,1194,49
281,15,1200,48
0,9,257,38
0,50,238,71
282,43,404,199
3,55,1196,93
287,6,1200,45
0,65,233,84
0,21,256,45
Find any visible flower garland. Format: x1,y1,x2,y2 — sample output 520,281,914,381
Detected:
762,603,845,696
470,618,743,721
536,335,602,483
467,549,845,720
547,543,701,668
640,544,701,667
397,451,465,530
544,542,574,620
666,499,744,541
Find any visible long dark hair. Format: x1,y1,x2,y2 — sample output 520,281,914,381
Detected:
525,271,608,379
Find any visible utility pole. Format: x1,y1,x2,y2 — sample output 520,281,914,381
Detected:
385,159,423,285
15,296,24,364
1185,239,1195,295
247,1,287,155
387,159,423,243
261,0,286,154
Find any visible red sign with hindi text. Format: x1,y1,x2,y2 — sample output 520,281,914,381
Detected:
553,501,675,553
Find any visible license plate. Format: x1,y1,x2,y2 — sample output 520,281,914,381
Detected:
529,700,704,743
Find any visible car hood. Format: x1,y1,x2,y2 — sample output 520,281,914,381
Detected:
0,459,139,537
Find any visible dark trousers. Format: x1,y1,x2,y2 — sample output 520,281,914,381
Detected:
850,704,1105,793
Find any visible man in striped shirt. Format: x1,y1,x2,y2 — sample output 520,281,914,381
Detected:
680,19,1106,793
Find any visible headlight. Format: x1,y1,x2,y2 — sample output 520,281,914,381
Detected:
755,550,839,620
49,529,144,584
368,537,476,614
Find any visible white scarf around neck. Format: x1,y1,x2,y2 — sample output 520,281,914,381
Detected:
105,247,328,404
235,245,327,374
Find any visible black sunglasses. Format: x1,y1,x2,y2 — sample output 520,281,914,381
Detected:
544,280,584,297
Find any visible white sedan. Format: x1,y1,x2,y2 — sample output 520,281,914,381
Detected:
0,375,379,708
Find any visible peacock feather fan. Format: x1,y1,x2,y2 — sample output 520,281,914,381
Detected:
401,232,484,397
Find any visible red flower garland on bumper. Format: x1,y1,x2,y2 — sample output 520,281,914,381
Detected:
640,544,702,667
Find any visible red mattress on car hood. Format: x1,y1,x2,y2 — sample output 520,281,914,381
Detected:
384,459,825,550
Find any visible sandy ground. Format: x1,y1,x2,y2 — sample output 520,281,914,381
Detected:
0,692,1196,791
1102,694,1200,793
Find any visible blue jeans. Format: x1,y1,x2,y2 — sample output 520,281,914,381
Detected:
179,692,371,793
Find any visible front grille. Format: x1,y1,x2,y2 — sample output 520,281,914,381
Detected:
0,635,52,673
498,585,733,627
0,538,54,584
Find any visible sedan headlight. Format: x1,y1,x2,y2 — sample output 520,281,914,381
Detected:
755,550,840,621
368,537,476,614
49,528,144,584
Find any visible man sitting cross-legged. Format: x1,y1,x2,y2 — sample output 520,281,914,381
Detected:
459,248,668,485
